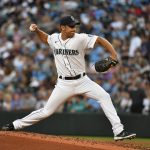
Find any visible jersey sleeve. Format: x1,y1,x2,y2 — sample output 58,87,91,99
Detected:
82,34,98,49
47,33,57,49
47,35,52,46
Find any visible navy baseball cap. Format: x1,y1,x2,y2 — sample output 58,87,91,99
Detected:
60,16,80,26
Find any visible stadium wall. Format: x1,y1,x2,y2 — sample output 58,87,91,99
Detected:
0,111,150,138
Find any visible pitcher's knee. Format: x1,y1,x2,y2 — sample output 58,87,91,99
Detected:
42,108,55,118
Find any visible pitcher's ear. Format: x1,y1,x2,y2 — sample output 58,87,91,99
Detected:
60,25,64,31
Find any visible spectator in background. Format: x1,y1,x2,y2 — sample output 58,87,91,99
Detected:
0,90,4,110
35,87,49,110
143,97,150,115
87,97,101,112
21,91,37,110
11,92,23,111
1,65,16,86
128,28,142,57
142,81,150,115
129,80,146,113
141,31,150,61
3,93,12,111
70,96,84,113
119,91,132,113
0,69,5,90
65,95,88,113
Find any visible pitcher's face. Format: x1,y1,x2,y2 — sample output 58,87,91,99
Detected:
61,25,77,38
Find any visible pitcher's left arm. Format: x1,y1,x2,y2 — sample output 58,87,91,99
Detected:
95,37,118,60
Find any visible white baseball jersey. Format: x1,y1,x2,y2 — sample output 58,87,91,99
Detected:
47,33,98,76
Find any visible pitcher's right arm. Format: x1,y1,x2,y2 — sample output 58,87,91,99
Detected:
29,24,48,44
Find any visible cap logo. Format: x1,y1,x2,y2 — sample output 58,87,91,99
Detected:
70,16,75,21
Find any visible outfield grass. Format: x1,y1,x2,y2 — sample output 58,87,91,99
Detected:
67,136,150,149
74,136,150,142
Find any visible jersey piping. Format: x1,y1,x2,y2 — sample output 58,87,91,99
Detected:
58,34,76,76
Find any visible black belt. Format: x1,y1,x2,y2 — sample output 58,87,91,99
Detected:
59,72,85,80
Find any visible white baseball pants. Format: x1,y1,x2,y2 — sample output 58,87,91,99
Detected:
13,75,124,136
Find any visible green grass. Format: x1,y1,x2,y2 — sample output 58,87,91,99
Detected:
69,136,113,141
65,136,150,149
73,136,150,141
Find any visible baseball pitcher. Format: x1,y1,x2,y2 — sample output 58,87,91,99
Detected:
2,16,136,141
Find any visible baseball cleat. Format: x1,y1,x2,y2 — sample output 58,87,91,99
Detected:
114,130,136,141
1,123,15,131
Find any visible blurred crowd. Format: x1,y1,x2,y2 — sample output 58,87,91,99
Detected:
0,0,150,115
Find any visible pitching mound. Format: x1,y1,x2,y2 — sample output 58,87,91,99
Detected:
0,131,144,150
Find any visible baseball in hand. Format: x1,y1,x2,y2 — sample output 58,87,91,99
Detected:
29,24,37,31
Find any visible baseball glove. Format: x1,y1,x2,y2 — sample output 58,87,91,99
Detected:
95,56,119,72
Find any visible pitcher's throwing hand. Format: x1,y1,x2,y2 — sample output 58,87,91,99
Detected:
29,24,38,32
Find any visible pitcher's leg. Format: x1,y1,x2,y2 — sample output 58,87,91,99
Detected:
13,86,73,130
84,79,124,136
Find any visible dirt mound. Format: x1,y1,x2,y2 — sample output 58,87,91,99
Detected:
0,131,140,150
